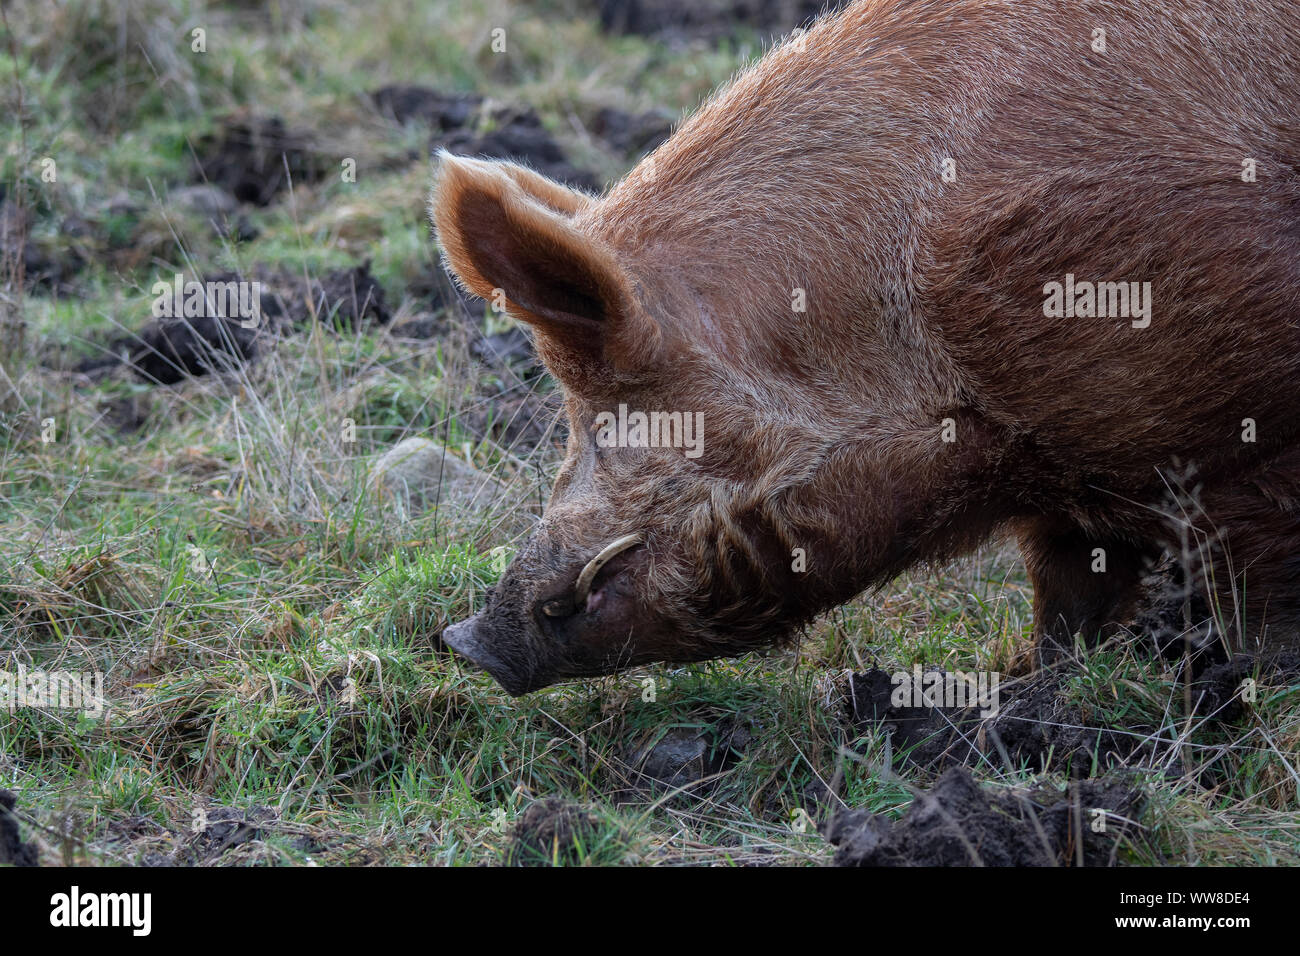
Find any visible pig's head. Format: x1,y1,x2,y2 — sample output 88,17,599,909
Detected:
430,153,851,695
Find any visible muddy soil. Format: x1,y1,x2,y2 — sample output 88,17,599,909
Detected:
588,107,674,159
186,805,279,863
99,804,283,865
370,85,483,131
0,198,85,295
822,767,1143,866
847,650,1278,776
193,113,330,206
72,263,389,384
370,85,600,190
460,380,568,456
438,105,601,191
419,301,565,454
848,667,1141,774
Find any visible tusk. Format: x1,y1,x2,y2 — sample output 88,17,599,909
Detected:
573,533,643,607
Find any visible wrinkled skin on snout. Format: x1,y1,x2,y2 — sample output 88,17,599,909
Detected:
441,506,673,696
440,440,671,695
441,406,810,696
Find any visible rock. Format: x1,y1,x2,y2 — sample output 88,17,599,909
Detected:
171,184,240,219
368,437,503,518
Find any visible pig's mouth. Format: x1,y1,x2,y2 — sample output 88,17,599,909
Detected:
441,615,542,696
442,533,647,696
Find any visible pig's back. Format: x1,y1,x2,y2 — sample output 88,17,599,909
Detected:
913,0,1300,489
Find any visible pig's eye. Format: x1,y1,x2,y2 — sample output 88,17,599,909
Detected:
538,595,580,625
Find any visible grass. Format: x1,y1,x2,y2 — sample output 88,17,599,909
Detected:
1,0,1298,866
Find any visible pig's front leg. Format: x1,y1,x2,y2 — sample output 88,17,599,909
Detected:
1016,520,1149,667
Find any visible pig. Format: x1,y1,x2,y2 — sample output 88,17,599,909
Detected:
433,0,1300,695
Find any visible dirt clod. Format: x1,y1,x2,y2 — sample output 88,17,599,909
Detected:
847,644,1285,776
73,264,389,384
848,667,1143,774
506,797,603,866
822,767,1143,866
0,789,39,867
370,85,483,130
186,805,277,864
589,107,674,158
1,199,84,295
300,263,391,330
117,311,261,385
625,722,751,790
193,113,329,206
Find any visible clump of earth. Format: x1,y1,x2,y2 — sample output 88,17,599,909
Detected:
192,112,330,206
72,263,390,384
822,766,1143,866
0,789,38,867
505,797,610,866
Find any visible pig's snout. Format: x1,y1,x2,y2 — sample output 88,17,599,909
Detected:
442,614,536,697
443,533,648,696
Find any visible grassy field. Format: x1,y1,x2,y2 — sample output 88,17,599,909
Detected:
1,0,1297,866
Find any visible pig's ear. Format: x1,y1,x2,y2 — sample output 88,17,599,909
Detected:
495,162,594,217
431,153,659,375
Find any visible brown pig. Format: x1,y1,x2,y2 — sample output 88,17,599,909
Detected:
433,0,1300,695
